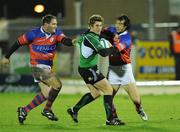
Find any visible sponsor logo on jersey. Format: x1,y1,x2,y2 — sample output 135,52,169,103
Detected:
32,44,56,53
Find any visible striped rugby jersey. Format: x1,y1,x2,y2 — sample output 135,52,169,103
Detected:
18,27,65,66
107,26,132,65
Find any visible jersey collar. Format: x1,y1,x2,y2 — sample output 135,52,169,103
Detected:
40,26,52,39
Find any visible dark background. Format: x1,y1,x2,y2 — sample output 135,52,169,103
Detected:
0,0,65,19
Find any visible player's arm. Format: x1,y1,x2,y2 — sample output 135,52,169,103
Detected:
98,46,120,57
4,32,31,59
115,34,132,52
100,28,115,44
56,28,74,46
4,41,21,59
1,41,21,65
61,37,74,46
1,30,32,64
87,33,120,57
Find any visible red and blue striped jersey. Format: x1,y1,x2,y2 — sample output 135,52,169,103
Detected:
107,26,132,65
18,27,65,66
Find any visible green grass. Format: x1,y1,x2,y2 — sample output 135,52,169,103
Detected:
0,93,180,132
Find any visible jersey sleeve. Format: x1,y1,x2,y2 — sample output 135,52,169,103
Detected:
18,30,35,46
119,34,132,49
86,33,104,52
56,28,66,43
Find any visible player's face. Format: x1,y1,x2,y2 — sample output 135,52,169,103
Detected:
46,18,57,33
90,21,103,35
115,20,126,33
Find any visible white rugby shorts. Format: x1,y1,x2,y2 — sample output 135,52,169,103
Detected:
107,63,135,85
32,64,51,82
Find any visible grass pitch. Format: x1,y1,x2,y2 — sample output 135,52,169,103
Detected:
0,93,180,132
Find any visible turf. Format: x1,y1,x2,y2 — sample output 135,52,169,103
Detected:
0,93,180,132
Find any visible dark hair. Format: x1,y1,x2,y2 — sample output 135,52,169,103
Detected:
42,14,57,25
88,14,104,27
117,14,131,30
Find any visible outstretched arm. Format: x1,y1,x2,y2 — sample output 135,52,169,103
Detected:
5,41,21,59
98,46,120,57
61,37,74,46
1,41,21,65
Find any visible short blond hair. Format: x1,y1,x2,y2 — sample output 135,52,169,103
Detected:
88,14,104,27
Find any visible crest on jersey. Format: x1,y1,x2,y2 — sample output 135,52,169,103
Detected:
50,37,54,42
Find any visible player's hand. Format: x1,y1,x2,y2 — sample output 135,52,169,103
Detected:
1,57,10,65
72,37,80,46
72,38,77,45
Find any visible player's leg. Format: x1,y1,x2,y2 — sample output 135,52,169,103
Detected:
94,78,125,125
68,65,124,125
32,66,61,121
71,84,100,113
67,84,100,123
23,82,49,113
107,66,123,122
111,84,120,119
17,82,48,124
123,82,148,121
41,74,62,121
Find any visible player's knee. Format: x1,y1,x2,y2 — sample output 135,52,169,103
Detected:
52,78,62,90
41,87,51,98
104,86,113,95
44,76,62,90
91,92,100,99
38,82,51,98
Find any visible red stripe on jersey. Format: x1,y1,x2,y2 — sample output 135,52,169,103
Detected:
29,46,54,59
57,34,65,43
18,35,28,46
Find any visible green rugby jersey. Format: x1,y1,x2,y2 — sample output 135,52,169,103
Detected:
76,31,105,68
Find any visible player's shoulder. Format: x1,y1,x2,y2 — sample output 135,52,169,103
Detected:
120,31,130,37
119,31,132,43
24,27,40,39
86,31,99,39
25,27,41,37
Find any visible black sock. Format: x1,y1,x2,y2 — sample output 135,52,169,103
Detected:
73,93,95,113
112,89,118,118
104,95,113,121
112,104,118,119
134,101,142,113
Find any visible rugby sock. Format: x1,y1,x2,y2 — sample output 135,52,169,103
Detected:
133,101,142,113
112,89,118,118
104,95,113,121
24,92,46,113
44,88,60,111
112,104,118,118
73,93,95,113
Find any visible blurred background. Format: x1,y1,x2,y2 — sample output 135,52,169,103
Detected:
0,0,180,93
